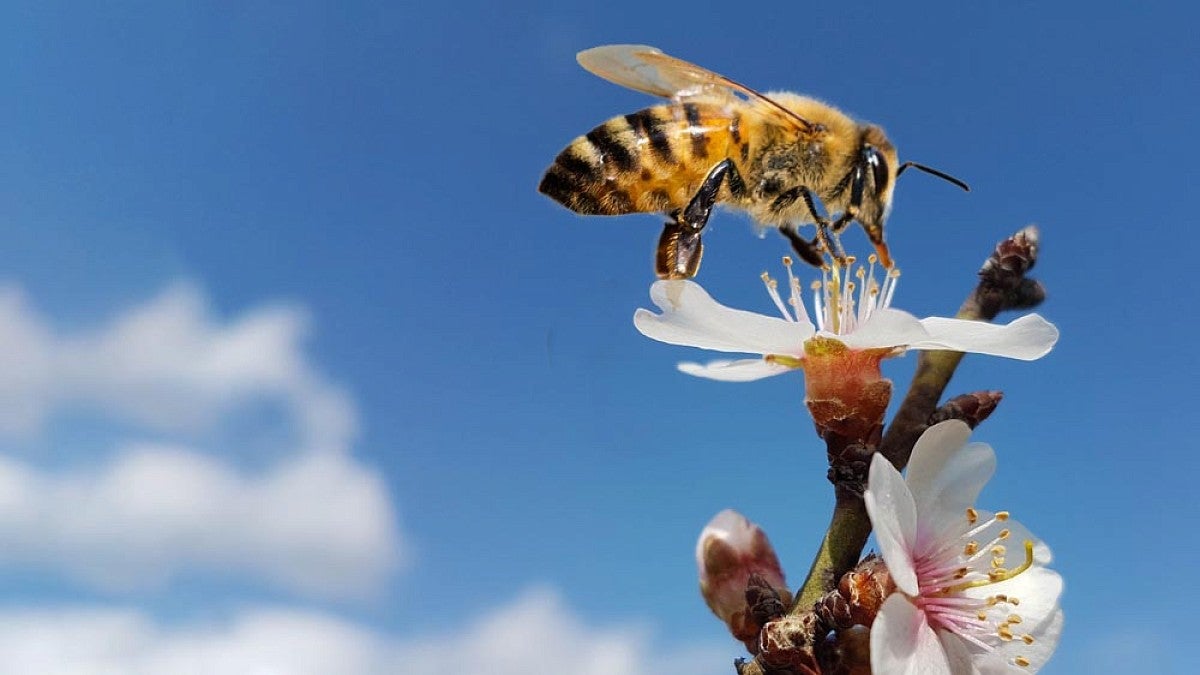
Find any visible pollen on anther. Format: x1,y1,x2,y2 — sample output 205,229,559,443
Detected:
1009,597,1021,606
966,507,979,524
964,541,979,556
782,256,793,266
997,625,1015,641
1015,656,1031,667
1021,634,1035,645
976,611,987,621
996,511,1010,521
999,529,1011,539
991,545,1006,556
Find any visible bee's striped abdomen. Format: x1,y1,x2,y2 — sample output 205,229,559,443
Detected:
540,104,729,217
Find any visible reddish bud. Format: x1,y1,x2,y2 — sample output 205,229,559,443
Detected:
697,510,791,651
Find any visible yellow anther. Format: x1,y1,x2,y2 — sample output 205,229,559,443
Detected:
998,625,1014,641
782,256,793,266
964,541,979,556
991,545,1006,556
992,557,1006,569
810,280,821,291
999,529,1011,540
1015,656,1031,667
966,507,979,524
977,611,987,621
996,511,1010,521
868,254,878,264
990,594,1007,605
1021,634,1035,645
1010,597,1020,606
954,567,969,579
1008,614,1023,624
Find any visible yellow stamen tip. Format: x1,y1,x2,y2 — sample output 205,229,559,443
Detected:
996,511,1010,521
1015,656,1031,667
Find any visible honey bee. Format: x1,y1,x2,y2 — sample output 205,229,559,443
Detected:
539,44,968,278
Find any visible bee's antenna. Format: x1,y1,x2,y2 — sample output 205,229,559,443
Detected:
897,162,970,192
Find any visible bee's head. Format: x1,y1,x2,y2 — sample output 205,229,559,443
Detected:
854,126,899,229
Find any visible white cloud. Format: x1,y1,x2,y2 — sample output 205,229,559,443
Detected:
0,283,355,450
0,445,401,598
0,283,402,598
0,589,730,675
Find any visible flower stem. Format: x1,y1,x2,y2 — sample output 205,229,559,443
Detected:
792,492,873,610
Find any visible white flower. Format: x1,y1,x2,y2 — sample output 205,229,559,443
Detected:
633,259,1058,382
864,421,1064,674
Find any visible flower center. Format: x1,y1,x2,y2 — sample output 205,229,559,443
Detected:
910,508,1040,668
761,255,899,336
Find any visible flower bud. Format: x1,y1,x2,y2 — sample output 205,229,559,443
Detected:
697,509,791,650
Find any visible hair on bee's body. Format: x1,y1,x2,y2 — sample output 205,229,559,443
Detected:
539,45,966,278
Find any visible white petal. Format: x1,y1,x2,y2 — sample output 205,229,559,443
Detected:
634,280,812,355
908,314,1059,360
972,609,1063,673
905,422,996,540
938,631,981,675
871,594,954,675
965,563,1063,631
677,358,791,382
865,453,919,596
836,307,930,350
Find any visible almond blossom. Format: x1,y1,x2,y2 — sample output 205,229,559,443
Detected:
633,257,1059,383
864,421,1063,673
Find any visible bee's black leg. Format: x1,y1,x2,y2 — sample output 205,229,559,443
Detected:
797,187,848,264
656,159,739,279
681,159,736,229
656,220,704,279
830,165,865,235
779,225,826,267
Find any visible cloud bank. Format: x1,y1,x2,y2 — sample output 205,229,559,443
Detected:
0,589,729,675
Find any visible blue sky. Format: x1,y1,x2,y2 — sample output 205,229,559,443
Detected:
0,1,1195,672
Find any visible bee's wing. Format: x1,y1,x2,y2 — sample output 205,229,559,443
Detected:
577,44,817,133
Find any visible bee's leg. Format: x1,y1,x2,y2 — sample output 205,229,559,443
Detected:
656,219,704,279
830,165,865,236
778,225,826,267
681,159,736,230
656,160,739,279
828,165,892,267
797,187,848,265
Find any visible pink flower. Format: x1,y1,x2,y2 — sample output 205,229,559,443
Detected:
865,421,1063,673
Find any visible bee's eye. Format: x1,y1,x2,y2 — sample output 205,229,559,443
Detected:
865,147,890,195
